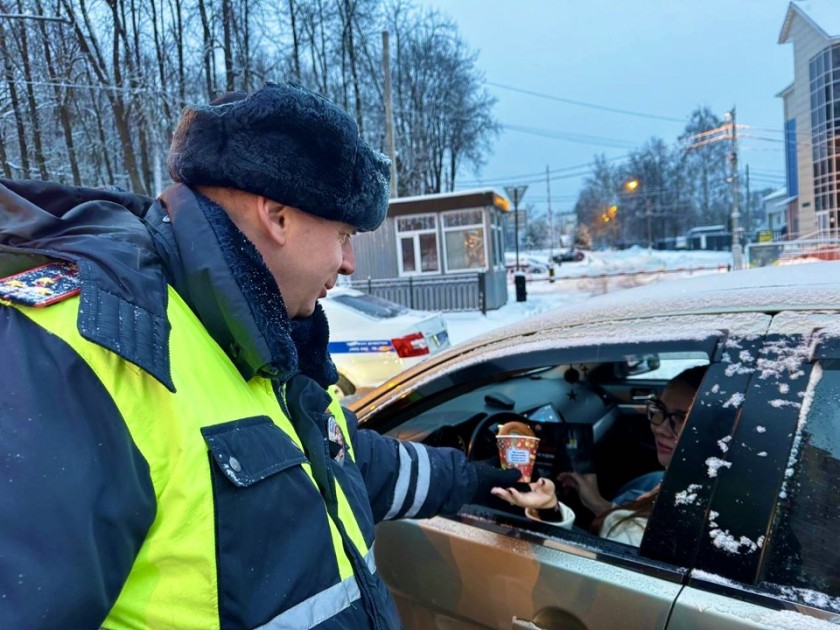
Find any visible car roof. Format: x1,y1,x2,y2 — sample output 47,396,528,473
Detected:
350,262,840,416
457,262,840,348
324,286,365,299
544,262,837,319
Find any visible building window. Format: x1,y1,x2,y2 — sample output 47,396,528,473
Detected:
396,214,439,275
785,119,798,198
442,208,486,272
809,44,840,236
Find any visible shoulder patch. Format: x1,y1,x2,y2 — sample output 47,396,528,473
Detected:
0,262,81,307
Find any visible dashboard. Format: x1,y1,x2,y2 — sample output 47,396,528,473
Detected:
386,364,621,480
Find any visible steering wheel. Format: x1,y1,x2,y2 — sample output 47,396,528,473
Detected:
467,411,531,462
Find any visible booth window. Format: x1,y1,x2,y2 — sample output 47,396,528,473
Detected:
396,214,439,275
443,209,486,272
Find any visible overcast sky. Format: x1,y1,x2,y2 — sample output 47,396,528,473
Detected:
414,0,837,218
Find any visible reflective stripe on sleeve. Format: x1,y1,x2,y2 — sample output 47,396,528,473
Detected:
256,549,377,630
382,443,412,520
403,443,431,518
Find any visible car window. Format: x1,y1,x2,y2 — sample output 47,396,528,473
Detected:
758,358,840,610
377,339,715,555
330,293,409,318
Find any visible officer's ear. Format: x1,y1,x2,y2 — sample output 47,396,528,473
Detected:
255,196,289,246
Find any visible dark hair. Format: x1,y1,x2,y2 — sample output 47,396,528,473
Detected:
670,364,707,393
589,364,707,537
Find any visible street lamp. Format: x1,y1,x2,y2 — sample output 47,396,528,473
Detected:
624,178,652,250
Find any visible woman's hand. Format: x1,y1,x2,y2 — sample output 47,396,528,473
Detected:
491,477,557,510
556,472,612,516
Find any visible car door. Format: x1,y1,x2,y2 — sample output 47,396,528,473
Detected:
365,314,771,630
665,312,840,628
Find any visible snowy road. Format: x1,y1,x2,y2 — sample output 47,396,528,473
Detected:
443,248,733,346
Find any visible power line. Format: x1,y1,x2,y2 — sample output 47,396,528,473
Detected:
2,77,183,99
0,12,71,24
458,156,628,187
487,81,687,123
502,123,638,149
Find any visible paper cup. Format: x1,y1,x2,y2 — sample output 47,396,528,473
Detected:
496,435,540,482
554,502,576,530
525,501,576,530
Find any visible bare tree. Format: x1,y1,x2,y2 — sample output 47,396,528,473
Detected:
0,14,31,178
0,0,501,197
34,0,81,183
680,106,731,226
387,6,497,194
14,0,49,178
287,0,301,80
197,0,216,99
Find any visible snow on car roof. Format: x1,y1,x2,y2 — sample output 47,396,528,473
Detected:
533,262,840,324
438,262,840,354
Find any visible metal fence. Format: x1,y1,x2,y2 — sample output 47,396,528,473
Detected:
350,273,487,314
746,238,840,267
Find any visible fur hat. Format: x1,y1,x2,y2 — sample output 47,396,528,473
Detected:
167,82,391,232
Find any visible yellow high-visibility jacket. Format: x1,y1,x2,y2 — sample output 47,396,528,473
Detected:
0,180,477,629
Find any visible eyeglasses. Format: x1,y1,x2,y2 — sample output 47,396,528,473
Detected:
645,397,687,433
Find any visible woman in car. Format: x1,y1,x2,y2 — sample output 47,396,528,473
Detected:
492,365,706,546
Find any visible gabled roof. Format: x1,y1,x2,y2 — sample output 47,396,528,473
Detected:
779,1,840,45
762,187,788,202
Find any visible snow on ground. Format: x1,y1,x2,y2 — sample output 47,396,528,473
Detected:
444,248,733,346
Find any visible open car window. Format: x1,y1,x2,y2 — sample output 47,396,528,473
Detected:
379,340,718,555
354,312,774,571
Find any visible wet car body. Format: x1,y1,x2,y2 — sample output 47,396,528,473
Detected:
350,263,840,629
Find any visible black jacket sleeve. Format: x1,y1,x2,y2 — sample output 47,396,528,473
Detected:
342,406,479,523
0,307,155,628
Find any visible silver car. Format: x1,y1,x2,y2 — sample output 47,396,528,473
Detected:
351,263,840,629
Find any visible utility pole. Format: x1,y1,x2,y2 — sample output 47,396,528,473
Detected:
505,185,528,271
745,164,751,244
728,107,744,270
546,165,553,259
382,31,398,198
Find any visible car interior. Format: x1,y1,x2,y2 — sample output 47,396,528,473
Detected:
380,349,710,537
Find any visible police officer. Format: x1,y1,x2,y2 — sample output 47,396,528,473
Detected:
0,83,520,628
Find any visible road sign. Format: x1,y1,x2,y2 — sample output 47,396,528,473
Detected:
504,185,528,208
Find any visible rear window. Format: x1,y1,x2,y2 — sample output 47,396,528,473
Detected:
331,294,409,318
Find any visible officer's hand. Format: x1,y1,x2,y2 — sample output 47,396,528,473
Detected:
469,462,527,503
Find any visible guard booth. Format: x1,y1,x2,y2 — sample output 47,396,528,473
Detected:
348,189,511,312
685,225,731,251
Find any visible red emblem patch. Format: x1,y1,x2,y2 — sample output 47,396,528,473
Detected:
0,262,81,307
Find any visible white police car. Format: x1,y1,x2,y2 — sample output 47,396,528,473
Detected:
321,287,451,397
